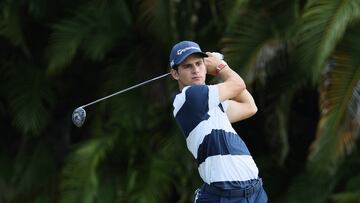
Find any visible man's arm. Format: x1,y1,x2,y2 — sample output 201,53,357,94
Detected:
226,89,257,123
205,52,246,102
205,52,257,123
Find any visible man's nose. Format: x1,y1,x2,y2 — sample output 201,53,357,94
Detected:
192,65,200,73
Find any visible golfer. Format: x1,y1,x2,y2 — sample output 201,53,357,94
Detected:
170,41,268,203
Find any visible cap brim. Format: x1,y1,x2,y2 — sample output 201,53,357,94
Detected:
173,51,208,68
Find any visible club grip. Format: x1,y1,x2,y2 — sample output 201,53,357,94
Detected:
213,52,224,60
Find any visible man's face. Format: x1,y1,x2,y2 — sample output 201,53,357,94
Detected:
171,54,207,90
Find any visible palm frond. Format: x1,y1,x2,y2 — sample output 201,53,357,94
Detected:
85,60,183,202
308,51,360,174
263,96,291,165
333,192,360,203
332,164,360,203
9,142,57,203
222,10,275,79
123,127,194,203
342,80,360,153
60,135,116,203
3,65,53,136
221,0,300,81
47,13,91,74
47,1,132,74
283,169,339,203
139,0,176,44
95,172,117,203
0,0,30,56
27,0,50,19
295,0,360,83
283,23,360,202
331,147,360,203
0,144,15,202
221,0,249,29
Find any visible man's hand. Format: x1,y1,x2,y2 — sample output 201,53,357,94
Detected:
204,52,226,76
205,51,257,123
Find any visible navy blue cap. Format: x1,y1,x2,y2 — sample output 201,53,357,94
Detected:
169,41,208,68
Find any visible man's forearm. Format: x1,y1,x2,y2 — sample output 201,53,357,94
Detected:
217,66,243,84
217,63,246,101
205,54,247,102
232,89,254,102
232,89,257,111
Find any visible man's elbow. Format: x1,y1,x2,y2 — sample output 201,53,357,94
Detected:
234,79,246,95
249,104,258,116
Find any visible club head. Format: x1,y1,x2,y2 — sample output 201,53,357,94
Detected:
72,107,86,127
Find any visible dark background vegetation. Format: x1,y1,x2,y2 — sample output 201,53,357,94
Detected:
0,0,359,202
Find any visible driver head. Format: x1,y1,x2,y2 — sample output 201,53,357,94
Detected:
72,107,86,127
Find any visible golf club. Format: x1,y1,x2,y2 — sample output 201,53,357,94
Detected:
72,52,224,127
72,72,171,127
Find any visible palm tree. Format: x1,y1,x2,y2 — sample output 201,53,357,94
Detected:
1,0,359,203
222,0,360,202
1,0,224,202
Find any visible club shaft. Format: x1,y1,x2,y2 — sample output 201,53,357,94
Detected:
81,72,171,108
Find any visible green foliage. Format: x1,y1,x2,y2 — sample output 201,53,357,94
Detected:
222,10,275,79
1,66,53,136
48,0,132,74
0,0,30,56
295,0,360,83
301,22,360,192
281,22,360,203
0,0,360,203
330,146,360,203
0,141,58,203
139,0,175,44
60,136,116,203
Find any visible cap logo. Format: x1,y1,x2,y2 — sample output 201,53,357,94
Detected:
177,46,200,55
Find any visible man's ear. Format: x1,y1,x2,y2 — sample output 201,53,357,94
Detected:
170,69,179,80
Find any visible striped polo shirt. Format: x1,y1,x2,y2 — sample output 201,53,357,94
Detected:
172,84,259,189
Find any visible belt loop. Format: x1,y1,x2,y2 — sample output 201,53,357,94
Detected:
244,188,251,198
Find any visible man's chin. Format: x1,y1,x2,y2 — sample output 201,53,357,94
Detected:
191,81,205,85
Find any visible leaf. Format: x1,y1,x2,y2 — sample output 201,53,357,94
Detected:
330,148,360,202
222,10,275,79
284,23,360,203
9,142,57,203
0,0,31,57
139,0,175,44
124,129,187,203
3,65,53,136
47,1,132,74
221,0,300,80
308,49,360,174
222,0,249,29
283,170,339,203
60,136,116,203
295,0,360,83
332,191,360,203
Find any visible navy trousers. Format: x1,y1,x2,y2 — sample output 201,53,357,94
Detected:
194,179,268,203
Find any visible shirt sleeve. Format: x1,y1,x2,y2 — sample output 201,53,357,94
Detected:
185,85,220,114
207,85,229,112
208,85,221,109
221,100,229,112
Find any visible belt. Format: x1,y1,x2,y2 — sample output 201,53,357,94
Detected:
202,178,262,198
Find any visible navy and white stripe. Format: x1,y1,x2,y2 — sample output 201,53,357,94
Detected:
173,85,258,188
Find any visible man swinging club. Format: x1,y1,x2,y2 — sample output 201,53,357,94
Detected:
170,41,268,203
